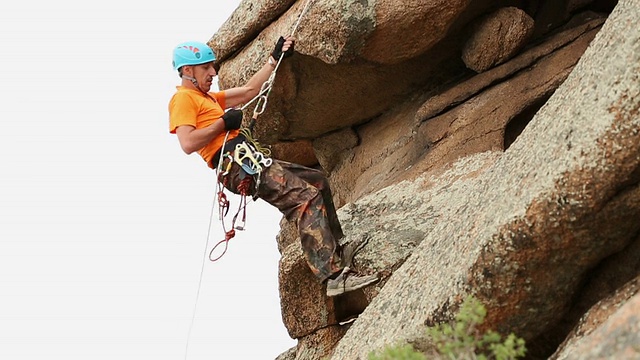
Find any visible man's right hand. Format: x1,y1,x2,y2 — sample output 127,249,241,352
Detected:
222,109,243,130
271,36,295,61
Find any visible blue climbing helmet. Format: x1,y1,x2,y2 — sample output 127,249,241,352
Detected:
172,41,216,71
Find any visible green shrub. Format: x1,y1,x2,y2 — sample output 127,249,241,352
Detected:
368,344,426,360
368,296,526,360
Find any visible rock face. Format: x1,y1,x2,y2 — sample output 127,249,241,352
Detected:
209,0,636,359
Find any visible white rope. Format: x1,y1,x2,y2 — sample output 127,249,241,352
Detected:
184,196,218,360
291,0,315,36
240,0,316,112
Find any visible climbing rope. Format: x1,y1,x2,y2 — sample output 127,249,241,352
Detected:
184,191,218,360
240,0,316,119
239,126,271,157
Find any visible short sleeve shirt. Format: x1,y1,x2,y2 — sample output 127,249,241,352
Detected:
169,86,240,167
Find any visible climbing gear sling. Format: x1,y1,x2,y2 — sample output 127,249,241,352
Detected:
209,129,273,262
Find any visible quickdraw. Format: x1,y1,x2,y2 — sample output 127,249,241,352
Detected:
209,174,252,262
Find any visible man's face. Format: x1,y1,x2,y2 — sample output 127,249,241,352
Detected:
189,62,217,92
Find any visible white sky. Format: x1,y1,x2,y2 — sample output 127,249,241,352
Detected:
0,1,297,359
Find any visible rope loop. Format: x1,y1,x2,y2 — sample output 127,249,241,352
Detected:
209,229,236,262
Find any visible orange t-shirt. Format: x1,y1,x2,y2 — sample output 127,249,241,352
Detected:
168,86,240,167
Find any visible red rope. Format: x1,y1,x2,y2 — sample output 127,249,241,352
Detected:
210,175,254,262
237,177,252,195
209,228,236,262
217,191,229,216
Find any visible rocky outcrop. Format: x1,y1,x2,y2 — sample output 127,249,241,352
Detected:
327,13,606,206
551,277,640,360
329,25,640,348
209,0,297,62
461,7,535,72
209,0,636,359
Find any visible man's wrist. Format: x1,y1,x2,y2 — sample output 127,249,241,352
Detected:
268,56,276,67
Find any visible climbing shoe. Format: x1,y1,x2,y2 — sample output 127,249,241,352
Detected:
326,267,378,297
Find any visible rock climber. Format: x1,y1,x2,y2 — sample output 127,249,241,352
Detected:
168,37,378,296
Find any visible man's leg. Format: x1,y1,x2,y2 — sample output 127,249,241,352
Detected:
255,160,343,282
222,158,377,295
269,160,344,242
222,159,343,281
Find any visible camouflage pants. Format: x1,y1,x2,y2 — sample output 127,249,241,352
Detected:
221,158,344,282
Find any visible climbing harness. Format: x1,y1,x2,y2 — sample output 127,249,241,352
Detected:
209,0,316,262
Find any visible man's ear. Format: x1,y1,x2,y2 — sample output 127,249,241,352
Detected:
181,65,194,76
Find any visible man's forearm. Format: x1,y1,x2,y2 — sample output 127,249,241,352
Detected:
222,58,276,108
177,120,226,154
224,36,293,108
244,58,277,98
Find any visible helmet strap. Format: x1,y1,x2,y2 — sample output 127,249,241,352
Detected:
181,66,213,95
182,74,198,86
181,74,208,94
